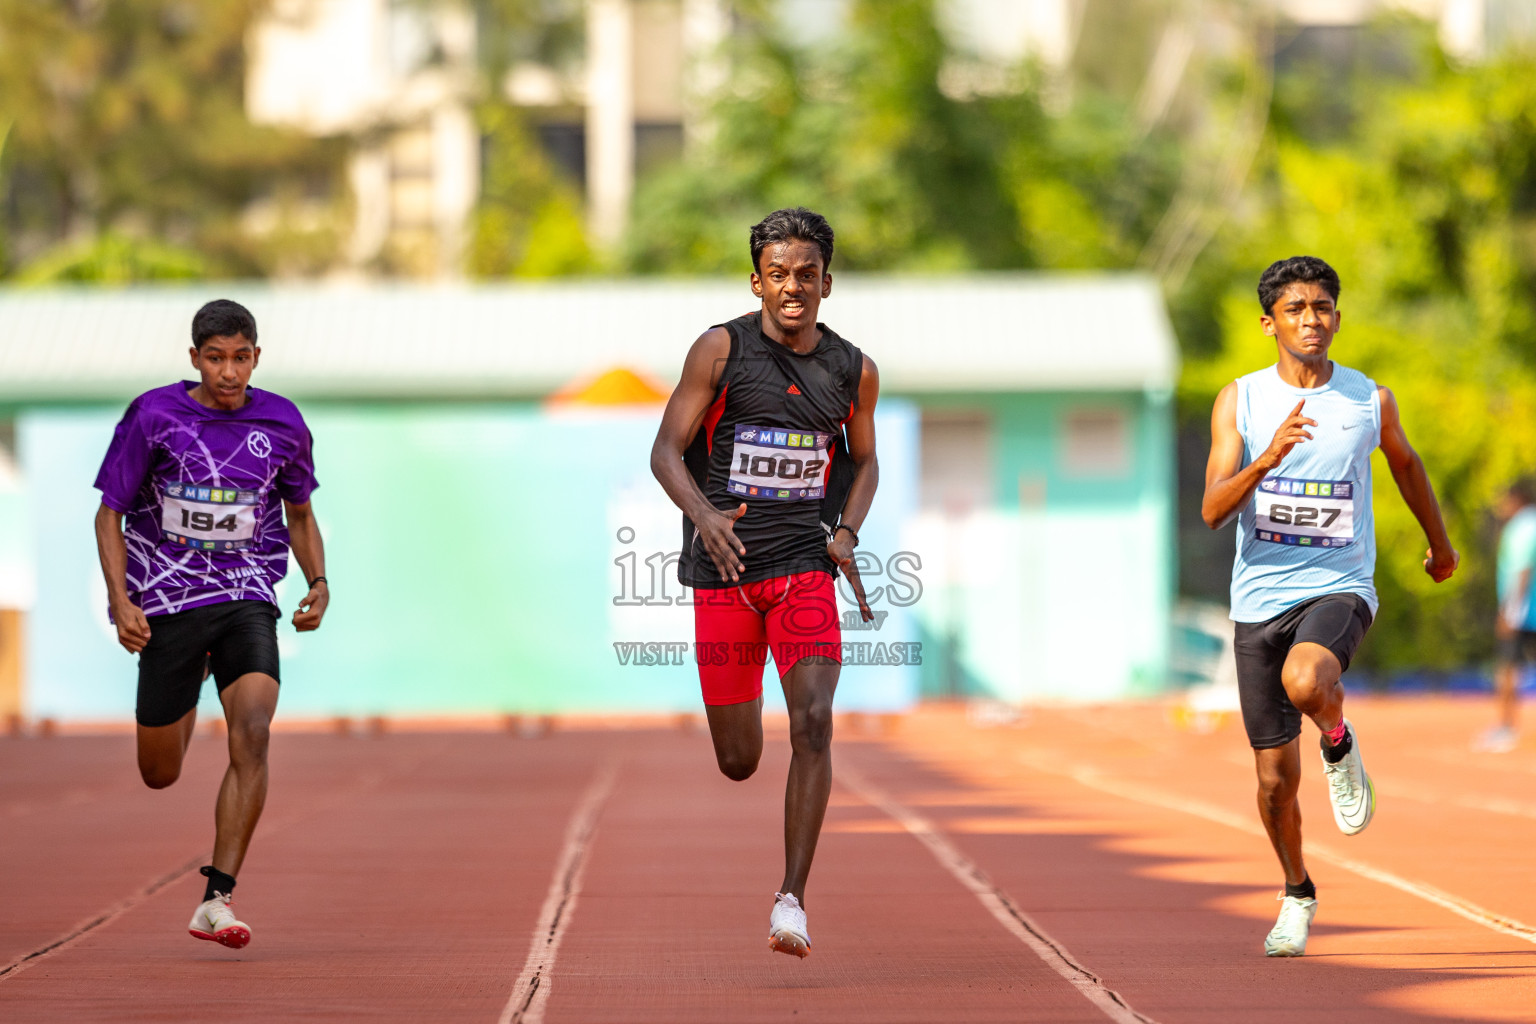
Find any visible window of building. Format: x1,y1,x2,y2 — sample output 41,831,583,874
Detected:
920,410,994,513
1060,407,1130,477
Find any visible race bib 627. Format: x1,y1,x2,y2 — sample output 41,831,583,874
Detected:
1255,476,1355,548
727,424,830,501
161,482,260,551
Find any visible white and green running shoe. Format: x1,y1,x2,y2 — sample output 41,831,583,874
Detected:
1265,894,1318,957
1322,718,1375,835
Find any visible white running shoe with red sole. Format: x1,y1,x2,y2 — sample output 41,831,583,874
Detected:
189,892,251,949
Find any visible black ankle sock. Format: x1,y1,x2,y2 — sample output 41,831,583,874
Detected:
1285,876,1316,900
200,866,236,902
1321,727,1353,764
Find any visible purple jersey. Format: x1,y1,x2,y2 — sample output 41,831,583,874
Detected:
94,382,318,618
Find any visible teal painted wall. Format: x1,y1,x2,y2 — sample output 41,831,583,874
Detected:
10,386,1175,717
18,402,922,721
899,389,1175,701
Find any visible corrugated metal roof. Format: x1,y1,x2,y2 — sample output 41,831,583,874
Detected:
0,274,1178,401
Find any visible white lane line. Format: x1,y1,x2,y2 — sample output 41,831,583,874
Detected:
0,761,417,984
498,762,619,1024
1217,749,1536,823
1020,755,1536,946
0,854,206,982
1453,794,1536,821
837,764,1160,1024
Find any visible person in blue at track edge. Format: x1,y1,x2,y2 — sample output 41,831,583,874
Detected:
1477,480,1536,752
651,207,879,959
1201,256,1458,957
93,299,328,952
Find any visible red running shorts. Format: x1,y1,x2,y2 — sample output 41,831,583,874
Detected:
693,571,843,705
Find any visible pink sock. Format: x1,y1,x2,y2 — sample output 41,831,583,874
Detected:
1323,720,1347,746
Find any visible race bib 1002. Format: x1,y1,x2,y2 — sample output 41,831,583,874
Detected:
727,424,831,501
1255,476,1356,548
161,482,260,552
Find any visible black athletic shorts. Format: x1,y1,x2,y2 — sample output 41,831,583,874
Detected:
136,600,281,727
1232,593,1373,750
1497,630,1536,665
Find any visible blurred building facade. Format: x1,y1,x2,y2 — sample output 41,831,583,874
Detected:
246,0,482,278
245,0,727,273
243,0,1534,282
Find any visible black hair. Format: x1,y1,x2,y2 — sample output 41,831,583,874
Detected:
192,299,257,348
1509,478,1536,506
1257,256,1341,315
749,207,834,275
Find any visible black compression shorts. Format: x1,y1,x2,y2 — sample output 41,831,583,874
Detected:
1497,630,1536,665
1233,593,1373,750
136,600,280,727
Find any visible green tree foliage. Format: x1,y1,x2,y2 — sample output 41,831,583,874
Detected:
468,102,591,278
626,0,1181,274
465,0,591,278
0,0,348,280
1182,23,1536,670
15,232,203,283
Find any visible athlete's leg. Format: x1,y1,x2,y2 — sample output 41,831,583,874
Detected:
706,696,765,781
1253,739,1307,886
1279,642,1344,736
210,672,279,877
134,608,209,788
778,656,837,903
1494,658,1520,732
766,572,842,905
697,583,771,779
137,708,198,789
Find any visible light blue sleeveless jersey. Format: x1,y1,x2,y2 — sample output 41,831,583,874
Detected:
1230,363,1381,622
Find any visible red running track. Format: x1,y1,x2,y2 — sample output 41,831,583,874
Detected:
3,698,1535,1022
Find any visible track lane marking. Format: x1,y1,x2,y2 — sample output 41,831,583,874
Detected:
0,854,206,981
1210,748,1536,823
498,762,618,1024
837,764,1160,1024
0,758,420,983
1017,754,1536,946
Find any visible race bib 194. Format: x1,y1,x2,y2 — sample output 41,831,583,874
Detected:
727,424,831,501
161,482,260,551
1255,476,1355,548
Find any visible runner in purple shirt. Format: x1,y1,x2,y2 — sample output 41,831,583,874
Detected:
93,299,329,951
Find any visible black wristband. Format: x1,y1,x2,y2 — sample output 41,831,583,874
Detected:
834,524,859,547
308,576,328,588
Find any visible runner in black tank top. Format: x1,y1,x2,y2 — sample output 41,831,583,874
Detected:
677,310,863,589
652,208,880,959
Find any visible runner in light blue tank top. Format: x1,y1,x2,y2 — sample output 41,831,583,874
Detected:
1201,256,1458,958
1230,362,1381,622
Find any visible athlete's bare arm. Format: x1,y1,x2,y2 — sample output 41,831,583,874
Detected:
827,355,880,621
651,327,749,582
94,504,152,654
284,499,328,632
1376,386,1458,582
1202,384,1317,530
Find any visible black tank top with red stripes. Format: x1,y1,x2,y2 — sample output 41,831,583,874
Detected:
678,311,863,589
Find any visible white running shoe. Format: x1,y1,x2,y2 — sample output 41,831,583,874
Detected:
1264,894,1317,957
768,892,810,958
188,891,251,949
1322,718,1374,835
1473,725,1519,754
